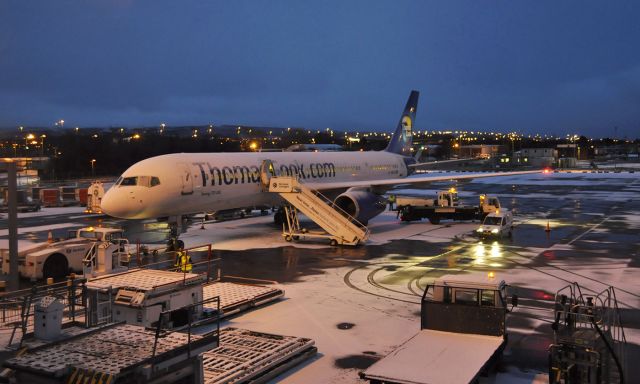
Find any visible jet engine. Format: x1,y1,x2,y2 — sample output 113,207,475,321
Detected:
334,189,388,225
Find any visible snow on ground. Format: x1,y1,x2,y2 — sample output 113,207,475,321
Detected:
2,171,638,383
15,206,86,219
0,222,82,237
414,170,639,186
207,262,421,384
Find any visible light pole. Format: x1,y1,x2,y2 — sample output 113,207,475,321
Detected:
40,134,46,157
91,159,96,178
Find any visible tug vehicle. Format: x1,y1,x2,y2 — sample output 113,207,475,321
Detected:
395,189,501,224
0,226,130,281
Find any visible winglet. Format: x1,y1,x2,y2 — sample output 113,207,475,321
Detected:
385,90,419,156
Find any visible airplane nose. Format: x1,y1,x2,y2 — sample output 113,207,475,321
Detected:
100,190,119,217
100,188,145,219
101,189,140,218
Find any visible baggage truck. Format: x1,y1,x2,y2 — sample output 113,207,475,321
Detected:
361,275,515,384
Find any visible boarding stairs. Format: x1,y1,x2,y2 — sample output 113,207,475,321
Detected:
260,161,368,246
549,283,626,384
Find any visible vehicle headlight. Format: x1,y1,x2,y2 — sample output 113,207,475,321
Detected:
477,227,484,233
491,228,499,234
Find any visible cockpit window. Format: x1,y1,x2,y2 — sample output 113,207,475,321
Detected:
120,177,137,186
150,177,160,187
138,176,150,187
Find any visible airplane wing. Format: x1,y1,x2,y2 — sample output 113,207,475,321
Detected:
305,170,542,193
407,158,478,169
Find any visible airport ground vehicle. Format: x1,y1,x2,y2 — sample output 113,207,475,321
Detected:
0,189,41,213
361,275,514,384
395,190,501,224
0,226,129,281
85,181,105,213
476,210,513,238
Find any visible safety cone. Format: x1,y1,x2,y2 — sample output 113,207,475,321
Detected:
545,221,551,232
47,231,54,243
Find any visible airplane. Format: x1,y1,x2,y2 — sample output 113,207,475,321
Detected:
101,90,540,244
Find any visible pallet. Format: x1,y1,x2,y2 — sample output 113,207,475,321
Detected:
5,323,217,381
202,328,316,384
202,282,284,319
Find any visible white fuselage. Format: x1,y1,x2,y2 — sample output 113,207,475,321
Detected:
101,151,408,219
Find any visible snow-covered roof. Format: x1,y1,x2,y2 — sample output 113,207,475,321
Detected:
363,329,505,384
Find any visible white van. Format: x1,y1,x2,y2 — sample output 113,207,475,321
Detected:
477,210,513,238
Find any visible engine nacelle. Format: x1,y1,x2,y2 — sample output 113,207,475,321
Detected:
334,189,387,224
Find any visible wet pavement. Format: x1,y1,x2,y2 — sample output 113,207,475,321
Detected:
1,172,639,381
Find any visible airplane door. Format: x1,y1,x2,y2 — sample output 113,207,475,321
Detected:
260,159,275,191
179,163,194,195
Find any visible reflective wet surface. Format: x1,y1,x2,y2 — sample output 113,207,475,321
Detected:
2,172,639,380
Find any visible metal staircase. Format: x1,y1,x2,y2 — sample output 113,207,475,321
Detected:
260,161,368,246
82,239,130,277
549,282,627,384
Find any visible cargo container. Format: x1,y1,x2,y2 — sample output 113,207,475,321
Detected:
59,186,77,206
76,187,88,206
39,188,60,207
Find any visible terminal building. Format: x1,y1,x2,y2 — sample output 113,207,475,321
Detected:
458,144,504,159
513,148,558,167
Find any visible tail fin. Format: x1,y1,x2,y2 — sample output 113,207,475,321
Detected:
385,90,419,155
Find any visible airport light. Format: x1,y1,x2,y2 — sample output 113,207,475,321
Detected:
39,135,46,157
90,159,96,177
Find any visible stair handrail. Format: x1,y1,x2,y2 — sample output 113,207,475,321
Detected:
294,178,370,237
83,242,98,266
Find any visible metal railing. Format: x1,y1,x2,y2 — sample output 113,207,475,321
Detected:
152,295,221,358
0,276,87,347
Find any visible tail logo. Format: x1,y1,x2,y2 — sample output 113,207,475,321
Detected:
402,115,412,138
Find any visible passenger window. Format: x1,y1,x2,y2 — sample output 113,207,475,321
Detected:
481,290,495,306
151,177,160,187
454,289,478,305
120,177,137,186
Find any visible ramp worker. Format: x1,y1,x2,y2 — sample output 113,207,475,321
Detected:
174,247,193,273
388,194,396,211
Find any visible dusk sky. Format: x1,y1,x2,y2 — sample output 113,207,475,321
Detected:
1,1,639,137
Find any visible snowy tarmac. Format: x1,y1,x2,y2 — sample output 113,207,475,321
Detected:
1,171,639,383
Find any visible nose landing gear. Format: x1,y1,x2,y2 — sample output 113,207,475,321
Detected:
167,215,186,252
